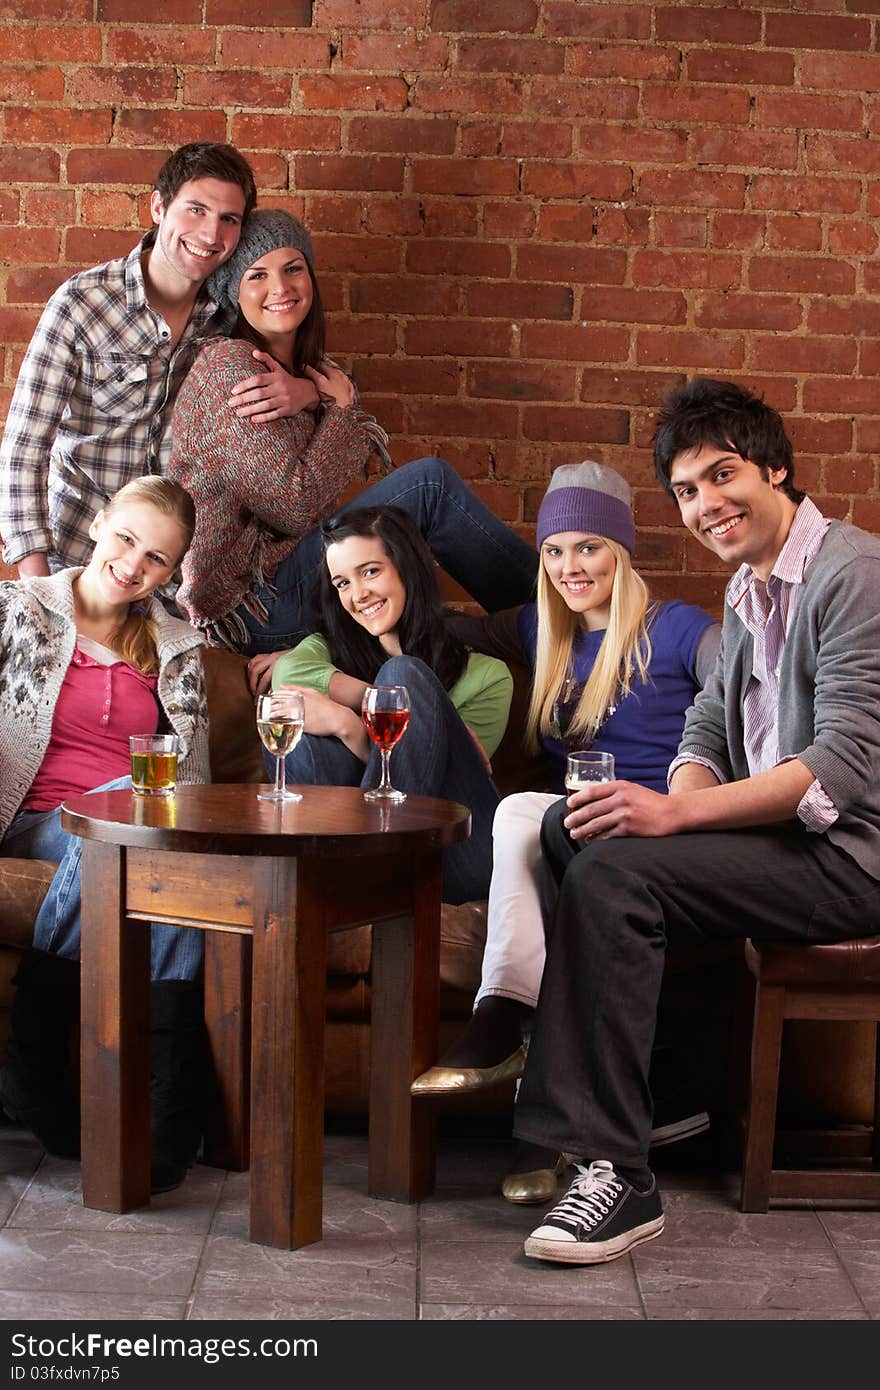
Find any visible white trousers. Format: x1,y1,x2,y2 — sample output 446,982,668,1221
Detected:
475,791,561,1009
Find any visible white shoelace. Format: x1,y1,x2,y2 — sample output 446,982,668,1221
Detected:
547,1159,623,1230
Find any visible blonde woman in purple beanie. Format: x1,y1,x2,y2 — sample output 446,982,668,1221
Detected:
413,461,721,1202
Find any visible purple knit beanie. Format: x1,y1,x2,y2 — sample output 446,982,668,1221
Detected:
536,461,636,553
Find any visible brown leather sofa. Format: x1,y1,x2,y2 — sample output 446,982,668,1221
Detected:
0,646,874,1128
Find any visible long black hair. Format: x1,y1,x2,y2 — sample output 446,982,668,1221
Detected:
317,507,468,691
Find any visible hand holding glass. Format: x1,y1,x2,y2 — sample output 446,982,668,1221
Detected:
565,750,615,791
256,691,305,802
362,684,410,803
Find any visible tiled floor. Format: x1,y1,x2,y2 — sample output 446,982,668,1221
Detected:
0,1120,877,1321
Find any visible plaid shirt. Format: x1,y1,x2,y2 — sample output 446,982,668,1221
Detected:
0,231,231,569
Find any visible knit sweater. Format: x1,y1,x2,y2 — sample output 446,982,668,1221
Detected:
0,569,210,841
168,337,387,648
679,519,880,881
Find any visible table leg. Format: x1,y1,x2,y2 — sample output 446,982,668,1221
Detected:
368,850,440,1201
203,931,251,1172
249,855,327,1249
80,840,151,1212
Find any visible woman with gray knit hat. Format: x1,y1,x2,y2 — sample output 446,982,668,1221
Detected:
167,208,538,666
412,460,721,1203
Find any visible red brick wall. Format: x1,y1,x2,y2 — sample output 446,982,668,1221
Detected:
1,1,878,610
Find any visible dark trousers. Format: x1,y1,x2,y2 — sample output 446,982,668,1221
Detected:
513,801,880,1169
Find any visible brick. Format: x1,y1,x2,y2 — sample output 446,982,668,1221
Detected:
316,0,426,27
804,378,880,414
300,75,408,111
800,52,880,91
354,357,459,396
295,155,404,192
67,148,166,186
413,77,523,115
652,574,727,611
635,489,684,527
246,152,289,190
712,213,765,250
351,277,458,316
856,419,880,453
859,340,880,375
807,136,880,176
869,183,880,218
637,331,743,371
731,376,797,414
595,206,651,246
483,202,535,239
852,498,880,532
523,163,632,200
751,175,860,215
683,536,736,575
468,482,523,525
342,33,447,71
107,26,215,63
65,229,140,265
232,115,340,150
522,405,629,443
477,123,574,160
220,30,329,69
765,13,869,49
866,263,880,296
0,307,41,342
349,116,456,155
830,220,878,256
98,0,201,16
406,240,510,277
185,70,292,107
458,37,563,75
0,24,100,61
81,191,138,227
310,234,400,274
0,191,20,222
749,257,855,295
4,108,111,145
544,3,650,40
569,43,679,81
688,49,795,87
520,323,630,363
0,147,60,183
0,226,60,263
68,66,177,104
306,195,365,233
638,170,745,210
634,532,687,571
422,200,479,236
690,130,797,171
0,65,63,102
767,216,823,252
808,299,879,337
810,494,852,522
695,294,802,332
654,212,707,248
430,0,537,29
406,399,518,437
530,79,638,121
465,282,573,320
6,267,72,303
582,287,686,326
365,199,423,236
405,319,514,357
412,159,517,196
752,336,857,375
468,362,576,402
823,456,873,493
655,6,761,43
538,204,596,244
324,316,397,356
3,0,89,14
633,251,741,291
517,244,625,286
755,93,863,133
580,370,685,407
644,86,751,126
206,0,311,21
576,124,686,164
117,109,228,146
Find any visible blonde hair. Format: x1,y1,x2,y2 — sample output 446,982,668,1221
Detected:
525,538,654,752
98,477,195,676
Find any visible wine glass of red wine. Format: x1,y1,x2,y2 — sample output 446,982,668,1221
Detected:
361,683,411,803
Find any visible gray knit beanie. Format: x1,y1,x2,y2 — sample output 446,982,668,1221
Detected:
536,461,636,553
208,208,315,313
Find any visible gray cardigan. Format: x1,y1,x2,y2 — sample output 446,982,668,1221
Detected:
679,519,880,880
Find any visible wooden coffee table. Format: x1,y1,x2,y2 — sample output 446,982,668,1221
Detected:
61,783,470,1249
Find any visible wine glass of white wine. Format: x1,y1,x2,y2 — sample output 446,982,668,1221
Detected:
256,691,305,802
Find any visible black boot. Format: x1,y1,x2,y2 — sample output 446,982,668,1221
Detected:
0,948,81,1159
149,980,208,1194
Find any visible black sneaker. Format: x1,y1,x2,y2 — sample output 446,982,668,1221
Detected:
524,1160,664,1265
649,1089,710,1148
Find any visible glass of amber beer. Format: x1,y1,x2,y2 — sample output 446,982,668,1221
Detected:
130,734,180,797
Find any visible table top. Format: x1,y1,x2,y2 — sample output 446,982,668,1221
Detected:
61,783,471,858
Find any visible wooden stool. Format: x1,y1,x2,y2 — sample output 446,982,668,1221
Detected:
740,935,880,1211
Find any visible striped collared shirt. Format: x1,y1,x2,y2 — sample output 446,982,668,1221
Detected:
0,232,230,569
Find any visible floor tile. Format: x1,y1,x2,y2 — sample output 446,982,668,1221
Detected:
209,1172,417,1242
634,1244,864,1316
819,1210,880,1247
0,1231,204,1295
9,1158,225,1234
420,1238,643,1310
834,1247,880,1316
0,1292,188,1319
421,1302,644,1320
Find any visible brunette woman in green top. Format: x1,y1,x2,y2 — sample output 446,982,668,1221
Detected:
271,505,513,904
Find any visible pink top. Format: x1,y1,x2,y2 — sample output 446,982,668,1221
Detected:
24,638,160,812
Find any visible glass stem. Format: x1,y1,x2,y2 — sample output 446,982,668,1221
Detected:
379,747,392,791
275,755,285,798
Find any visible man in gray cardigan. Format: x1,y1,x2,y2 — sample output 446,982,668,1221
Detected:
514,376,880,1267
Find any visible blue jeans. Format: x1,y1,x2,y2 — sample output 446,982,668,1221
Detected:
1,778,204,982
272,655,500,904
240,456,539,654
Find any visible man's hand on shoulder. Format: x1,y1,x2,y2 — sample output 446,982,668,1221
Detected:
229,351,320,422
17,553,51,579
564,780,685,842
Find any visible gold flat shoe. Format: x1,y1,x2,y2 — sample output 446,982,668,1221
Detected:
411,1043,527,1096
501,1153,568,1205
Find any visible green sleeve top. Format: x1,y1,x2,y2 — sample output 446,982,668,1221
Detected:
272,632,513,758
